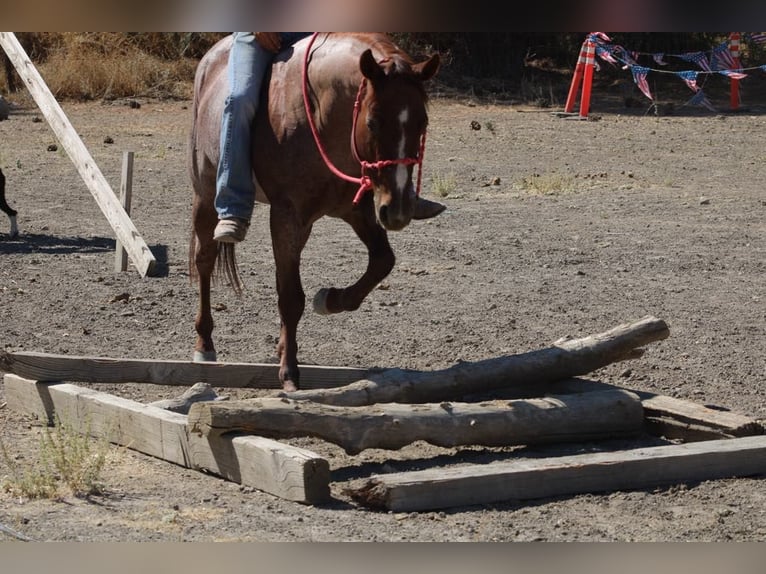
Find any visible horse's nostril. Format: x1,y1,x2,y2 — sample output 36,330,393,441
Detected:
378,204,388,225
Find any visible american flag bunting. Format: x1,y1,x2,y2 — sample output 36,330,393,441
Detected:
631,66,653,100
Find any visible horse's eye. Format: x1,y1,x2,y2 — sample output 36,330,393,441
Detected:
366,115,379,134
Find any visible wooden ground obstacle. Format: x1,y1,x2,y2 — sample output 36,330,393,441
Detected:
2,316,764,511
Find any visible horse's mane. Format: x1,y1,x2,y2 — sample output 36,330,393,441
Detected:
341,33,429,100
346,32,414,75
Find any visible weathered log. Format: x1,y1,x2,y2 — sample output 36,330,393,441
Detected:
187,389,644,455
283,316,669,406
148,382,229,414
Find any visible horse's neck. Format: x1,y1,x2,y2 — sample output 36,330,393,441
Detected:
282,35,369,119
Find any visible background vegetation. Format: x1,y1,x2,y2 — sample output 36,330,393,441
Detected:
1,33,758,102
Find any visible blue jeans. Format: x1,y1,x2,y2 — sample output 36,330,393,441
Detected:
215,32,311,221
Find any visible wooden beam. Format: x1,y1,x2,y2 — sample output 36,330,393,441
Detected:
188,390,645,455
523,379,765,441
0,32,156,277
0,350,371,389
349,435,766,512
2,374,330,504
637,393,765,441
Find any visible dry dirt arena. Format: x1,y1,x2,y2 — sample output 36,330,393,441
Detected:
0,79,765,543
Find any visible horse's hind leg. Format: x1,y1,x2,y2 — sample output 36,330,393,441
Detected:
313,212,395,315
0,168,19,239
191,202,219,362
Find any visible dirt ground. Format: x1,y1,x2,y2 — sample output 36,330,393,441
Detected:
1,73,765,542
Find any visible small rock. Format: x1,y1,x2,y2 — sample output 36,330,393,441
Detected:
699,197,711,205
47,144,58,152
109,292,130,303
103,136,114,144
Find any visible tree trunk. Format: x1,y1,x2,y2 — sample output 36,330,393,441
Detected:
282,316,669,407
187,389,644,455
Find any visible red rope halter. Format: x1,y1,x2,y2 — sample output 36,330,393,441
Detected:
301,33,426,205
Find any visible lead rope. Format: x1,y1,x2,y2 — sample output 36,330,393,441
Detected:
301,32,426,205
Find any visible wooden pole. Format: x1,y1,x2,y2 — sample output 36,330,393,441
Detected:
114,151,134,273
0,32,156,277
283,316,670,406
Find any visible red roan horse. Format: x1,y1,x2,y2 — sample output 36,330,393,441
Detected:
188,33,440,391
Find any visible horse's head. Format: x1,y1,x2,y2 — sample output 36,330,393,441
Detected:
355,49,440,231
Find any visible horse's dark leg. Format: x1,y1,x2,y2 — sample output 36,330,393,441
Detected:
270,204,311,392
313,210,395,315
0,168,19,238
191,200,219,362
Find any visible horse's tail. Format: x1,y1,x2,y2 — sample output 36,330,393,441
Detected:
216,243,244,296
187,232,244,297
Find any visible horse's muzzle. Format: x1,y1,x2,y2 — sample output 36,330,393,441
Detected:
377,197,414,231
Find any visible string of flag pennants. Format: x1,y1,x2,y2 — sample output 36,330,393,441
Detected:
588,32,766,112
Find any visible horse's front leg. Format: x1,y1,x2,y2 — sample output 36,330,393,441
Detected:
270,205,311,392
313,211,395,315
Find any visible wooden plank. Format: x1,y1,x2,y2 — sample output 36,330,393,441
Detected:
349,435,766,512
114,151,134,273
637,393,764,440
2,374,330,504
0,32,156,278
0,350,371,389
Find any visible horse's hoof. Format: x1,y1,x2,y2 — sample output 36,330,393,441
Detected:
9,215,18,238
282,380,299,393
312,288,331,315
193,350,217,362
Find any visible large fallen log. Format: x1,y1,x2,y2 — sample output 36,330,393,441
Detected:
188,389,644,455
283,316,669,406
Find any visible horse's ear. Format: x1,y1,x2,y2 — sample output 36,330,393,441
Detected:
360,49,385,82
414,53,440,82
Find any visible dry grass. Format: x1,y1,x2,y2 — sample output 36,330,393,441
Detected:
2,32,225,101
515,172,578,195
1,413,110,499
430,172,458,197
